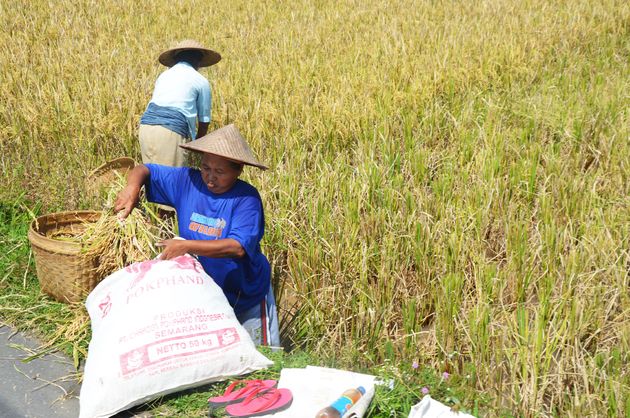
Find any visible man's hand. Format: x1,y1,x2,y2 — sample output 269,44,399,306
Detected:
114,185,141,219
157,239,190,260
197,121,209,138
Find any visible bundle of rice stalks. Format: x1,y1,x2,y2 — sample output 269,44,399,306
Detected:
78,206,166,279
81,174,173,279
45,175,172,282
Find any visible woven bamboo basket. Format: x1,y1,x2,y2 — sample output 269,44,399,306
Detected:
85,157,135,197
27,211,103,303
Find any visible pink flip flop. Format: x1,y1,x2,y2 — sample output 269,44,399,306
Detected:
208,379,277,408
225,388,293,417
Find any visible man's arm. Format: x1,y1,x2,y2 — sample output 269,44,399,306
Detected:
114,165,150,219
197,122,209,138
157,238,245,260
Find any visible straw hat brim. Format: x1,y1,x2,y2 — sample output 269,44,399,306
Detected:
159,47,221,68
179,124,268,170
186,149,269,171
180,145,269,170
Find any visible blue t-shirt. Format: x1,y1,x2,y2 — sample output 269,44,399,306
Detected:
144,164,271,314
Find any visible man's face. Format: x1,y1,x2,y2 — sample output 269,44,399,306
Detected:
200,154,242,194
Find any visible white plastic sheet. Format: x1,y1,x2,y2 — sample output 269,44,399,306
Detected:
407,395,475,418
258,366,378,418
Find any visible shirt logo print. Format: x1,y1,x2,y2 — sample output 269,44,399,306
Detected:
188,212,226,238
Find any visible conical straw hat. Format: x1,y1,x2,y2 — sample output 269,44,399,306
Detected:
180,124,268,170
158,39,221,68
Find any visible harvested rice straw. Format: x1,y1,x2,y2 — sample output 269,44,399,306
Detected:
41,174,172,280
78,207,164,279
78,174,173,279
35,303,90,370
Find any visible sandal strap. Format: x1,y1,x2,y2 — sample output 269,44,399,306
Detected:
215,379,265,400
222,380,246,397
235,380,266,397
241,388,281,412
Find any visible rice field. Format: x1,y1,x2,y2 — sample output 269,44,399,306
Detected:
1,0,628,416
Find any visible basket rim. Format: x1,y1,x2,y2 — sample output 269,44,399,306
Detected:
28,210,103,256
88,157,136,179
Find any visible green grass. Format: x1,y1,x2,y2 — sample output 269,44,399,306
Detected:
1,0,629,416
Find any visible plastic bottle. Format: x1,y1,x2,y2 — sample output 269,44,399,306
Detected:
315,386,366,418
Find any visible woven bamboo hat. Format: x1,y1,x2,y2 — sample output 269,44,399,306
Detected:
180,124,268,170
158,39,221,68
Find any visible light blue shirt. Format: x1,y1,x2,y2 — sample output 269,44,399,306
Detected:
149,62,211,139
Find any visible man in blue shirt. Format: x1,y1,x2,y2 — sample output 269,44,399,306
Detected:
139,40,221,167
116,124,280,347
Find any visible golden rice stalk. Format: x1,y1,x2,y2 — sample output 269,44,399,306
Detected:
77,207,164,279
79,173,172,279
46,174,172,280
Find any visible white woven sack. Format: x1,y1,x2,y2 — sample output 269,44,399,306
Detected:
79,254,273,418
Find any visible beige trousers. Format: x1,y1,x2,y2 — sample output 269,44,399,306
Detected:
138,124,189,167
138,124,189,212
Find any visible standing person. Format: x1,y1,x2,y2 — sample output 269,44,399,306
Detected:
139,39,221,167
115,124,280,347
